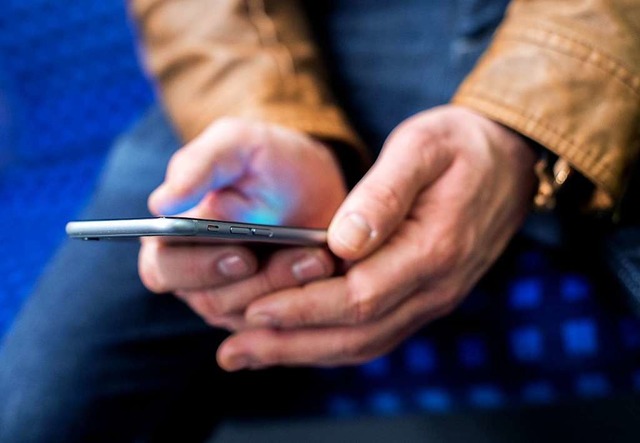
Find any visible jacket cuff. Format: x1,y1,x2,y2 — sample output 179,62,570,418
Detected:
453,18,640,213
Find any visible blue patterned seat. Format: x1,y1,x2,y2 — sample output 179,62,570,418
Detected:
0,0,639,420
0,0,153,333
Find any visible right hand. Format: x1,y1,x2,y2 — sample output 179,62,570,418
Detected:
214,106,538,370
138,118,347,329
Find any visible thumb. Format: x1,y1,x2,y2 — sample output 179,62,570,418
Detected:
328,126,453,261
148,120,257,215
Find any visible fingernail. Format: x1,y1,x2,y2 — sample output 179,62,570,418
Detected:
292,255,327,283
218,255,252,278
333,213,374,252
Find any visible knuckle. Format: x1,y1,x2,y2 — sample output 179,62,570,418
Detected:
295,308,318,327
210,117,247,138
393,121,440,154
435,244,460,275
260,268,281,294
391,119,453,174
339,336,365,361
138,247,167,294
198,291,224,319
213,116,240,128
423,288,461,320
339,335,380,364
458,225,479,259
424,232,464,276
403,126,434,149
250,331,281,366
201,293,230,317
360,180,405,217
434,291,462,320
345,274,382,325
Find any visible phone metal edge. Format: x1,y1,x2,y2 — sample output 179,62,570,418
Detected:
66,217,327,246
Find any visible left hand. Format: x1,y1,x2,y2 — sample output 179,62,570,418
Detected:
215,106,538,370
138,118,347,329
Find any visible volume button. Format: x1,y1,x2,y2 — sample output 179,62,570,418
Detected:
230,226,252,235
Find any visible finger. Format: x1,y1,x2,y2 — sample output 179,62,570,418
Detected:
245,225,435,329
198,187,286,226
148,119,262,215
218,289,452,370
328,121,453,260
175,247,335,320
138,238,257,293
244,258,416,329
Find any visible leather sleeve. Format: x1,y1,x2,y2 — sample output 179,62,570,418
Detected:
129,0,369,183
453,0,640,213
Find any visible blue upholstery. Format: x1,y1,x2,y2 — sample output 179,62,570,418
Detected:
0,0,153,334
1,0,639,420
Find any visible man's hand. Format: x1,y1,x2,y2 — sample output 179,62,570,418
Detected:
138,118,346,328
216,106,538,370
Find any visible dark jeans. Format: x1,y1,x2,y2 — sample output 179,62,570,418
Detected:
0,109,323,442
1,2,518,439
3,1,639,441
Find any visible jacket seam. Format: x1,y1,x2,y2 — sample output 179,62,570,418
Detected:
500,24,640,98
246,0,296,81
455,90,617,194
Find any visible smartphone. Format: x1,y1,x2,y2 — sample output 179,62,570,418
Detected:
66,217,327,246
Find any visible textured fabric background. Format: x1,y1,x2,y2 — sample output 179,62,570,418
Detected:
0,0,639,419
0,0,153,335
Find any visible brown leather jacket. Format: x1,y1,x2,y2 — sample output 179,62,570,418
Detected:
131,0,640,213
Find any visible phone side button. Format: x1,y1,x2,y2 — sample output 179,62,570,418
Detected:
230,226,252,235
252,228,273,238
